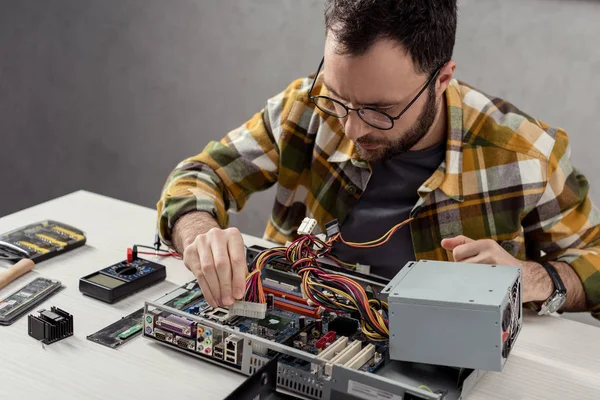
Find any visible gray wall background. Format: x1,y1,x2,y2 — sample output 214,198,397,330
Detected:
2,0,600,235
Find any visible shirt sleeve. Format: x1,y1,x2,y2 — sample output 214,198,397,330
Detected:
156,78,304,246
523,128,600,319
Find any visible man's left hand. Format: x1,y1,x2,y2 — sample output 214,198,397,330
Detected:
441,235,552,303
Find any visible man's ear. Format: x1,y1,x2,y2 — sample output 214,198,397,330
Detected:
436,60,457,97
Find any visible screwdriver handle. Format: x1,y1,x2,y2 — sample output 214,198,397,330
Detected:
0,259,35,290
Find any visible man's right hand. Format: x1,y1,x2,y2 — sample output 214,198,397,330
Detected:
173,212,247,307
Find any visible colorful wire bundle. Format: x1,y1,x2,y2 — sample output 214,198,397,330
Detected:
299,267,389,341
242,218,412,340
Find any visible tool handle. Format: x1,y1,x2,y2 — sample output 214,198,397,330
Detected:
0,259,35,290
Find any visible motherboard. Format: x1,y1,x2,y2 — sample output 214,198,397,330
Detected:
142,245,497,400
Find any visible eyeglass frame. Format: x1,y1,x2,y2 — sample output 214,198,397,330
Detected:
308,57,442,131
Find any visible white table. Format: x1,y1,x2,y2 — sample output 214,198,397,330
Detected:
0,191,598,400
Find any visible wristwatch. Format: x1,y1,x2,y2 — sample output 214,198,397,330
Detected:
538,263,567,315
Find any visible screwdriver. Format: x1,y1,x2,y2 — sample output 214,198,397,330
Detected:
0,259,35,290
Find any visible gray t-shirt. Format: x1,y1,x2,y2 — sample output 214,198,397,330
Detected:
331,141,446,278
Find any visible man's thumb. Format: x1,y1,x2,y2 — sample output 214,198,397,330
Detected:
441,235,474,250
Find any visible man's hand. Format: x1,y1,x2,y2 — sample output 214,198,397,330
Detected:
441,235,551,303
182,227,247,307
172,212,247,308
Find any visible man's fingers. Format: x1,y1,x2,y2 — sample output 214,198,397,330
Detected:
210,231,234,306
196,273,217,307
227,231,247,300
459,254,487,265
185,246,218,307
197,240,222,307
182,243,200,272
441,235,474,250
452,242,483,261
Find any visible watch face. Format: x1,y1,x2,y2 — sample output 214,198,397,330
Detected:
548,294,567,313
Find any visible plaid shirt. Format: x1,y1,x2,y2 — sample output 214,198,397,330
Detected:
158,77,600,319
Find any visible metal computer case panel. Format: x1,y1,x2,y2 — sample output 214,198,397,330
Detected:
383,260,522,371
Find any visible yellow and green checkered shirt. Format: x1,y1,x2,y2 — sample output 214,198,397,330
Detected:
158,77,600,319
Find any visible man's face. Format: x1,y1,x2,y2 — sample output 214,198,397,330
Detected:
323,37,440,162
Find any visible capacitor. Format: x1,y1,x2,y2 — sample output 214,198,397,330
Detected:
267,294,275,310
298,316,305,329
315,318,323,333
299,332,308,345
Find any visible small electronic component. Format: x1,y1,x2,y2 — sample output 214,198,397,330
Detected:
273,298,319,318
196,324,219,356
299,332,308,345
213,342,224,360
87,308,145,348
327,316,359,337
79,258,166,303
315,318,323,333
153,328,173,343
0,277,63,325
315,331,336,350
0,220,86,263
297,217,317,235
225,335,244,365
230,301,267,319
263,285,307,305
173,289,203,309
326,340,362,375
156,314,196,338
28,306,73,344
174,335,196,350
203,307,231,323
344,343,376,369
298,316,305,329
325,219,340,239
117,322,143,339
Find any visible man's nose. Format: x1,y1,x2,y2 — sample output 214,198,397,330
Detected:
342,111,371,142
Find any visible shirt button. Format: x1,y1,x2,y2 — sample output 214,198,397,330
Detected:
347,185,356,194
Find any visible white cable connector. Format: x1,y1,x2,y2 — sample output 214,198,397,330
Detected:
355,263,371,275
297,217,317,236
229,301,267,319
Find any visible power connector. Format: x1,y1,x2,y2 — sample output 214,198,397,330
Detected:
297,217,317,235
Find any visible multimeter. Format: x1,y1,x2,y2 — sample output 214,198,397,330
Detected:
79,258,166,303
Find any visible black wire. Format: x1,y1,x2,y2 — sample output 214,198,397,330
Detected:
134,244,171,253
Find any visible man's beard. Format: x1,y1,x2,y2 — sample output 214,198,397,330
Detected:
355,85,438,162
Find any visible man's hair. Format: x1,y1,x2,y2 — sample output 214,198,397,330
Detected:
324,0,457,75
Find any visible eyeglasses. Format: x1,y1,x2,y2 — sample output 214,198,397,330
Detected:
308,57,441,130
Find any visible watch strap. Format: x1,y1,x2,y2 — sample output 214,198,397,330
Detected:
542,263,566,294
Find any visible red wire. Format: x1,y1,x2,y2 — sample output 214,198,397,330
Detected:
137,251,172,257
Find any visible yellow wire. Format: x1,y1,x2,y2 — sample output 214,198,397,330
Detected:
339,218,412,247
418,385,433,392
